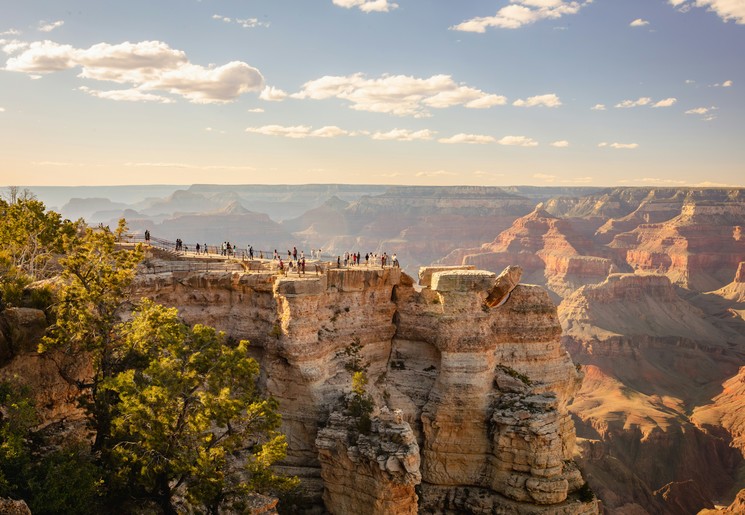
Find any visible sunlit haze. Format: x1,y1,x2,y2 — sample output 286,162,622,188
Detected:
1,0,743,187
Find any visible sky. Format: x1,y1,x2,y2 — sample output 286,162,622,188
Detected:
0,0,743,187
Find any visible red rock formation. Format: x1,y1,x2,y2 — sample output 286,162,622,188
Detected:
439,207,612,298
559,274,745,514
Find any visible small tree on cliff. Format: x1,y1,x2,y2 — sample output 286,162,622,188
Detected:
40,222,143,451
106,300,295,514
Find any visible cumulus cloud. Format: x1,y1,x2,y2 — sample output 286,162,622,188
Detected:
259,86,288,101
4,39,265,103
685,106,711,114
498,135,538,147
513,93,562,108
591,103,606,111
685,105,717,120
247,107,265,113
599,141,639,149
1,39,29,54
451,1,592,32
630,18,649,26
1,29,21,36
550,140,570,147
332,0,399,13
652,97,677,107
438,133,496,144
78,86,174,103
5,40,78,72
615,97,652,108
712,79,733,87
245,124,349,139
38,20,64,33
371,129,436,141
292,73,506,117
670,0,745,24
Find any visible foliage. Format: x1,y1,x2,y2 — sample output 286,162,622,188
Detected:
0,380,37,499
40,225,143,451
0,380,103,514
25,443,104,515
106,300,296,514
343,343,374,434
0,190,76,280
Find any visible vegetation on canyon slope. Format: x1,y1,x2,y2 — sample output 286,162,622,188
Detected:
0,192,295,514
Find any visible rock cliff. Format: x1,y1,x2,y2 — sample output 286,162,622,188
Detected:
133,264,597,514
559,274,745,514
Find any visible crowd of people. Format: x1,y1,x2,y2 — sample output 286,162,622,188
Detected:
148,233,401,271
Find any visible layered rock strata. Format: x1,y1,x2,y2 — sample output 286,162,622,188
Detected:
134,264,597,513
559,274,745,513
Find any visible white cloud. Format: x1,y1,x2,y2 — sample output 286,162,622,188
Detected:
79,86,174,103
630,18,649,26
312,126,349,138
332,0,399,13
451,1,591,32
1,39,28,54
652,97,677,107
465,94,508,108
685,106,711,114
212,14,269,28
639,177,686,184
293,73,506,117
498,135,539,147
713,79,733,87
669,1,745,23
5,40,78,72
372,129,436,141
245,124,349,139
615,97,652,108
38,20,64,33
0,107,4,112
438,133,496,144
1,29,21,36
550,140,570,147
247,107,265,113
599,142,638,149
513,93,562,108
685,79,696,84
5,39,265,103
416,170,456,177
259,86,288,101
591,103,606,111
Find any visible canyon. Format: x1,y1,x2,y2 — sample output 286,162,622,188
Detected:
3,184,745,513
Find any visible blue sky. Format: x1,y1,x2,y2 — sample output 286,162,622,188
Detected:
0,0,743,187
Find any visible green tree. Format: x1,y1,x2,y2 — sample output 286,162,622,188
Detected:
0,380,103,514
0,190,76,280
106,300,295,514
40,225,143,451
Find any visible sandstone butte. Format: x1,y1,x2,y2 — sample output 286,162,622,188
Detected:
133,262,600,514
0,259,599,514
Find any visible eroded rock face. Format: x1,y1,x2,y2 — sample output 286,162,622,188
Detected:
135,265,596,514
